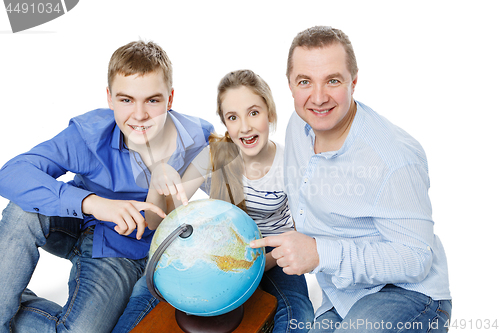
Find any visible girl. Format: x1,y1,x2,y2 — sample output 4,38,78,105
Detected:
181,69,314,332
113,69,314,332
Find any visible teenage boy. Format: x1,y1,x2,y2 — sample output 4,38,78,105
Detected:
251,26,452,332
0,40,213,333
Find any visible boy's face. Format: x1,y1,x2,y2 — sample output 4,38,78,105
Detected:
288,43,357,140
107,71,174,149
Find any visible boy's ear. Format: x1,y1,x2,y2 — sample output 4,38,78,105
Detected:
106,87,114,110
167,88,174,110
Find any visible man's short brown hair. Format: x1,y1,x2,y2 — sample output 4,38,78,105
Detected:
107,40,172,92
286,26,358,81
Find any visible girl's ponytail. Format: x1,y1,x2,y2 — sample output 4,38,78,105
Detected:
208,132,247,213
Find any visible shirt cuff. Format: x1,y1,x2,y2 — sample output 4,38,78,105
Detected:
311,236,343,275
60,186,94,218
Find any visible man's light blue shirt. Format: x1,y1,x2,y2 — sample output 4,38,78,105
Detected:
0,108,213,259
284,101,451,318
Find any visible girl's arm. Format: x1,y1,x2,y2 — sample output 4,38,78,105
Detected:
147,160,207,230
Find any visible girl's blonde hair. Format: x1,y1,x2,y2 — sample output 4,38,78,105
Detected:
209,70,277,213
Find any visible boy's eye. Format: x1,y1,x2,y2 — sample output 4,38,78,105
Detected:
121,98,131,103
149,99,159,103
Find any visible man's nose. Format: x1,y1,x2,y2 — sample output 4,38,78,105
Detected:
311,85,329,106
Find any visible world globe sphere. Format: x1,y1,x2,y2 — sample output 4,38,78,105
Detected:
147,199,265,317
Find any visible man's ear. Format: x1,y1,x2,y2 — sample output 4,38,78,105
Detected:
351,74,358,95
106,87,114,110
168,88,175,110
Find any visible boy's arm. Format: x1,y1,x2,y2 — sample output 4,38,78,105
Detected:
0,122,166,240
0,123,94,218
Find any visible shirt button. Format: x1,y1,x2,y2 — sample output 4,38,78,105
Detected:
304,178,308,183
299,209,304,215
73,211,78,216
34,208,39,212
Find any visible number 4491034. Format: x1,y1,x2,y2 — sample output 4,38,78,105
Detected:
445,319,498,330
6,2,62,14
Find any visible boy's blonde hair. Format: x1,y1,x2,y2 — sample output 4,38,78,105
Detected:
107,40,173,92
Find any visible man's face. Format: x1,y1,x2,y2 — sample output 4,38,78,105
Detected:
288,43,357,139
107,71,173,148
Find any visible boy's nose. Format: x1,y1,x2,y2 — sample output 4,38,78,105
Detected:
133,105,149,120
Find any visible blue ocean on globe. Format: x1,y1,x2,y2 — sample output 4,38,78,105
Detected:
149,199,265,316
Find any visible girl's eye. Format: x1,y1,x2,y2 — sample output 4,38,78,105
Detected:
227,115,236,121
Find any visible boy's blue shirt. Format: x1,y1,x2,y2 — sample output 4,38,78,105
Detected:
0,108,214,259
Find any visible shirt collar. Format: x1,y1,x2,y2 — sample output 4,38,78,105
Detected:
111,123,126,151
169,110,195,152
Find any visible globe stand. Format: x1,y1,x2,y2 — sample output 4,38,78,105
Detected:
175,305,244,333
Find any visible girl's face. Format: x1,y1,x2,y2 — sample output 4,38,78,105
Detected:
221,86,270,159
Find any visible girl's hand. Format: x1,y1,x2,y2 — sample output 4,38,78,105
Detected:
150,160,188,206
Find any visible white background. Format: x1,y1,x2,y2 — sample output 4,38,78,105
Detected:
1,0,499,326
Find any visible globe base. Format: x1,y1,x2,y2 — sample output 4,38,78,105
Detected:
175,306,244,333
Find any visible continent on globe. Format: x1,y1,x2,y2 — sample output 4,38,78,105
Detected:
210,227,260,272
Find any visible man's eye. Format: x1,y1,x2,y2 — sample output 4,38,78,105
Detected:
299,80,309,85
329,79,340,84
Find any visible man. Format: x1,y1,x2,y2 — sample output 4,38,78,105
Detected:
251,26,451,332
0,40,213,332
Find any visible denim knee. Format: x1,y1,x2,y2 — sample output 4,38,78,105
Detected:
1,201,50,245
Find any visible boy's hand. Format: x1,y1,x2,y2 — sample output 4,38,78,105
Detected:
250,231,319,275
82,194,166,240
150,160,188,206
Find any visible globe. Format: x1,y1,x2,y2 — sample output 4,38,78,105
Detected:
147,198,265,317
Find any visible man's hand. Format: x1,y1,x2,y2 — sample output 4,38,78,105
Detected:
82,194,166,240
150,160,188,206
250,231,320,275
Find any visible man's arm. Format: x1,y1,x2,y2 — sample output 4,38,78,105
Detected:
253,163,435,287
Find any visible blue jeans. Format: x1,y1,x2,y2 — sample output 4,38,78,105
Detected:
113,265,314,332
307,284,452,333
0,202,147,333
